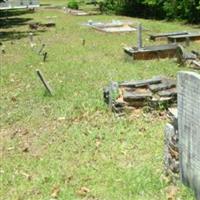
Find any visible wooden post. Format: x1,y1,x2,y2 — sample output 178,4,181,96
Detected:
36,69,53,95
38,44,45,55
137,23,142,49
82,39,86,46
29,32,33,43
43,52,48,62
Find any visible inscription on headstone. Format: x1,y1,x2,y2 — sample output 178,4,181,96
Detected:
178,72,200,199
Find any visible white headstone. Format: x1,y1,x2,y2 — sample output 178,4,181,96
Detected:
178,71,200,199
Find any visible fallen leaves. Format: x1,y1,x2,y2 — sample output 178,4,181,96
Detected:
77,186,90,197
166,185,179,200
51,186,60,198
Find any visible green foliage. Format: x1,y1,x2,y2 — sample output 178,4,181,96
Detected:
67,0,79,9
100,0,200,23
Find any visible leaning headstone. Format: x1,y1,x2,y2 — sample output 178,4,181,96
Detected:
178,71,200,199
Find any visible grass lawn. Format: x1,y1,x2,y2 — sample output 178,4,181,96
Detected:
0,1,199,199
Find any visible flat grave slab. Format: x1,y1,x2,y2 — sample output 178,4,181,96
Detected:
94,25,136,33
149,31,188,41
0,0,40,10
124,44,179,60
168,33,200,43
66,8,98,16
103,76,177,113
83,20,136,33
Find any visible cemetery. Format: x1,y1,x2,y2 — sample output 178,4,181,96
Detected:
1,0,200,199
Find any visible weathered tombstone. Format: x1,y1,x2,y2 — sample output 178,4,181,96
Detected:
178,71,200,199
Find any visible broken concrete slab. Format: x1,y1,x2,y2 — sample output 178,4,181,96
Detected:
104,76,177,113
123,90,152,102
119,77,162,88
149,79,176,92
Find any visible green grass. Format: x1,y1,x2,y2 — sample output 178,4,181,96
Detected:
0,1,199,199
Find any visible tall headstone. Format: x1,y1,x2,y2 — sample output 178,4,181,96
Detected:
178,71,200,199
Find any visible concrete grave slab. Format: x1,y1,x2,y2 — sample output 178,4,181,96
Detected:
83,20,136,33
168,33,200,43
124,44,179,60
149,31,189,41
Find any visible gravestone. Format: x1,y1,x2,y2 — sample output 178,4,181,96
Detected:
178,72,200,199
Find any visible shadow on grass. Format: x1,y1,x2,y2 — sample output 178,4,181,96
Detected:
40,4,52,7
0,9,34,18
0,29,46,42
0,17,33,29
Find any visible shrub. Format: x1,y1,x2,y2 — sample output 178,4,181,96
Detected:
67,0,79,10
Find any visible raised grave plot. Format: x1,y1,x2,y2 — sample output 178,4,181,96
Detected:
149,31,188,41
103,76,177,113
84,20,136,33
0,0,40,10
168,33,200,43
66,8,98,16
94,25,136,33
124,44,179,60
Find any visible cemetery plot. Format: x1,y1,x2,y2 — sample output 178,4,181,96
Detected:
65,8,98,16
149,31,189,41
168,32,200,43
103,76,177,113
124,44,179,60
84,20,136,33
0,0,40,10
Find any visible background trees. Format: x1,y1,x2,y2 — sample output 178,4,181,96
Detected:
98,0,200,23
